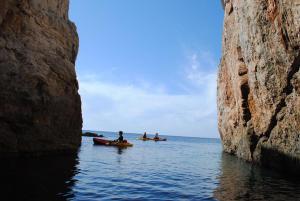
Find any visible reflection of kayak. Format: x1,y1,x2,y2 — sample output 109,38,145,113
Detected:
138,137,167,141
93,138,133,147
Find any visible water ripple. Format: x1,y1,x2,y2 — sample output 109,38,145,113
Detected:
1,132,300,200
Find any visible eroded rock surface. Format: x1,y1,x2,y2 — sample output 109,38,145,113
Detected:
218,0,300,168
0,0,82,155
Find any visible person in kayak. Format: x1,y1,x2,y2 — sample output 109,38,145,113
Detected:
154,132,159,140
116,131,124,142
143,132,147,139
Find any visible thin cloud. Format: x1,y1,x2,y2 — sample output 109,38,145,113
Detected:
78,51,218,137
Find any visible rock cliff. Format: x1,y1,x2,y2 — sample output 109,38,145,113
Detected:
218,0,300,169
0,0,82,155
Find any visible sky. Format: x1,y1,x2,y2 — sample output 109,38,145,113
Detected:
69,0,224,138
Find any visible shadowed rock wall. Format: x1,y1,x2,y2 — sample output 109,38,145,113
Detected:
0,0,82,155
218,0,300,168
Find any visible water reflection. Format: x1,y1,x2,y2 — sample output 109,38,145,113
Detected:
0,154,79,201
117,146,134,154
214,153,300,201
117,147,124,155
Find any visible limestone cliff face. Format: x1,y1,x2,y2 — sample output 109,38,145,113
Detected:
0,0,82,155
218,0,300,167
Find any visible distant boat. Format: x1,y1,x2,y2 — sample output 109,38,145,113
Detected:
138,137,167,142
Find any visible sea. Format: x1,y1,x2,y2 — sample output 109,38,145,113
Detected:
1,131,300,201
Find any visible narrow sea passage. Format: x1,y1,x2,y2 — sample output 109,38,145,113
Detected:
1,132,300,201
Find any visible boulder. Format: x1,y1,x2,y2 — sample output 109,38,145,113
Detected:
82,132,104,137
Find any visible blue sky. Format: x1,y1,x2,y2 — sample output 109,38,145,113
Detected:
70,0,224,137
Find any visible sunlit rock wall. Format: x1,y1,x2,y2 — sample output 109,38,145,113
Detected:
218,0,300,169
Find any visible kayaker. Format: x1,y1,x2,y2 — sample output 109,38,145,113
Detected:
143,132,147,139
154,133,159,140
117,131,124,142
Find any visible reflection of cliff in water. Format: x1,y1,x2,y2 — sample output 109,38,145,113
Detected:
214,153,300,201
0,154,79,201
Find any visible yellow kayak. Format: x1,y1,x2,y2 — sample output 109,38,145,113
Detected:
138,137,167,141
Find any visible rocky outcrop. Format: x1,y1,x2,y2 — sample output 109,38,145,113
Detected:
0,0,82,155
218,0,300,169
82,132,104,138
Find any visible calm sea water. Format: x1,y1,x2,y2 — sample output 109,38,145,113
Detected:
1,131,300,201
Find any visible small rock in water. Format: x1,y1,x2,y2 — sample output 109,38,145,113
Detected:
82,132,104,137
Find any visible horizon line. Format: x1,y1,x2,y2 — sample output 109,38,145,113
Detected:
83,129,221,139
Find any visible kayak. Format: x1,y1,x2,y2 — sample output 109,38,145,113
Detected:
138,137,167,141
93,138,133,147
153,138,167,141
138,137,152,141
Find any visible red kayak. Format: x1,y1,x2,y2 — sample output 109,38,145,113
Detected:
93,138,133,147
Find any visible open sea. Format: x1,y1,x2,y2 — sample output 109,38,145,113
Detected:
1,131,300,201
